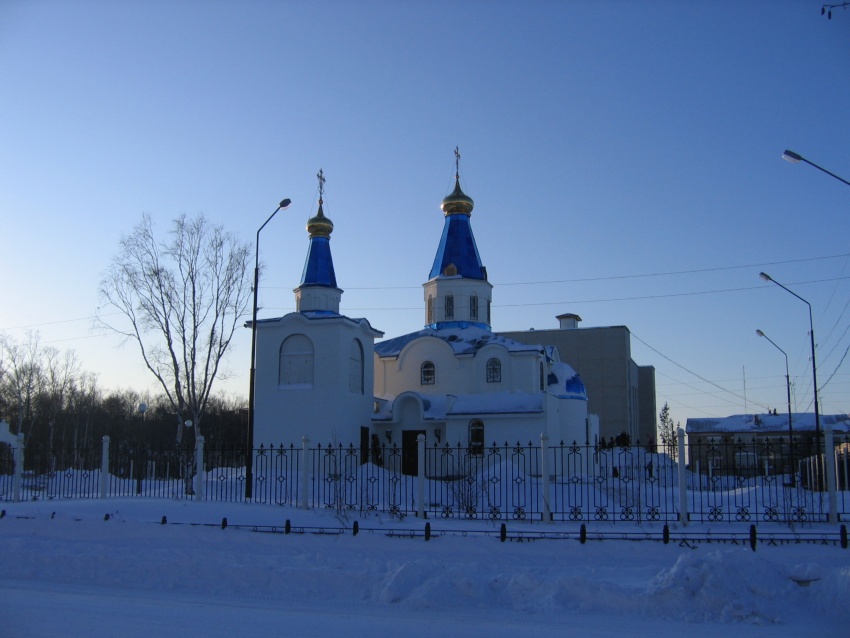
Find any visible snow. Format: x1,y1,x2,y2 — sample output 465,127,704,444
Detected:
1,499,848,637
375,325,543,358
686,413,850,434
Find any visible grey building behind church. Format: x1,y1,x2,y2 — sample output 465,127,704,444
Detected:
499,313,657,445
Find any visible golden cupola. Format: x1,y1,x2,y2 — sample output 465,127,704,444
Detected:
306,199,334,237
441,177,474,216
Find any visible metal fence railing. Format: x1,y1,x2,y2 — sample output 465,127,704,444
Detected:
2,433,848,525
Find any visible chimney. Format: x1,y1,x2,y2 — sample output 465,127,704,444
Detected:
556,313,582,330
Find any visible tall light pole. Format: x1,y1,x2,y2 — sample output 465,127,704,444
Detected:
756,329,795,484
758,272,821,467
782,149,850,188
246,198,291,500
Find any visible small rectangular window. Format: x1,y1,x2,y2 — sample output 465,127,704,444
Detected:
445,294,454,320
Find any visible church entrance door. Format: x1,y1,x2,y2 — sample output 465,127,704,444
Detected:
401,430,425,476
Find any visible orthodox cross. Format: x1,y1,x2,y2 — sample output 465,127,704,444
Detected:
317,168,325,202
454,146,460,178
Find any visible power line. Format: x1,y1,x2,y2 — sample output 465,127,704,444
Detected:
1,312,121,331
631,331,771,413
261,276,850,312
264,252,850,290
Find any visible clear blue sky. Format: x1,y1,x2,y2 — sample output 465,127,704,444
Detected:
2,0,849,431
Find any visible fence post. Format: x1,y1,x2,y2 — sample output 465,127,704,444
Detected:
417,434,425,519
194,435,205,501
12,433,24,502
676,427,688,526
824,425,838,524
100,435,110,498
540,432,552,523
301,436,310,510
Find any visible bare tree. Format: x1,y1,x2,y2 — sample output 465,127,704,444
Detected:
67,371,100,450
97,213,252,444
40,347,80,450
0,332,43,439
658,402,678,461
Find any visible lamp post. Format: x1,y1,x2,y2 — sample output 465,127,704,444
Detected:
246,198,291,500
136,402,147,495
758,272,821,468
756,329,795,485
781,149,850,188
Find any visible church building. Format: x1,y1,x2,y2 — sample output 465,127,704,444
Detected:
251,156,599,472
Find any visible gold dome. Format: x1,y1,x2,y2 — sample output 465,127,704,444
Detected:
441,177,474,216
306,199,334,237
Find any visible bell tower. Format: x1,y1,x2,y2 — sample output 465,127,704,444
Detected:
423,148,493,330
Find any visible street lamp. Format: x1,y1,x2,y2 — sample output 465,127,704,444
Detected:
136,402,147,495
781,149,850,188
246,198,291,500
756,329,795,485
758,272,821,465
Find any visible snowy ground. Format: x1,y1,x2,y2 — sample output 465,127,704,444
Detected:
0,499,847,637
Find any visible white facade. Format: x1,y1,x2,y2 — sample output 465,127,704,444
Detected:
372,326,596,453
253,312,382,447
251,167,598,468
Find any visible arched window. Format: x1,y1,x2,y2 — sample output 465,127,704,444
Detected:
427,295,434,324
280,334,314,387
349,339,364,394
468,420,484,455
421,361,435,385
470,294,478,320
445,294,454,320
486,299,491,323
486,358,501,383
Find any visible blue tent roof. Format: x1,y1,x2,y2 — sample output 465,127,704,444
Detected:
428,213,486,280
300,236,337,287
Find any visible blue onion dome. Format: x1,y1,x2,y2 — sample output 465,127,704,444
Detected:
441,177,474,216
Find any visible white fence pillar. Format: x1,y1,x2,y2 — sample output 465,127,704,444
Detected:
676,428,689,526
0,422,23,502
540,433,552,523
12,433,24,502
300,436,310,510
417,434,425,519
100,435,110,498
824,425,838,524
194,435,205,501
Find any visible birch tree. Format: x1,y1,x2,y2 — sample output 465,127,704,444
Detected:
97,214,252,444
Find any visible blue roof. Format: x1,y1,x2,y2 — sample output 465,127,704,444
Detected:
563,374,588,401
428,213,486,280
300,236,337,287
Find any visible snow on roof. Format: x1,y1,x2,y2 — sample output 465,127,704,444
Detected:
686,413,850,434
373,391,544,421
375,325,542,358
549,361,587,400
248,312,383,336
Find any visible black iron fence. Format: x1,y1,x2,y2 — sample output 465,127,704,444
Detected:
1,434,848,525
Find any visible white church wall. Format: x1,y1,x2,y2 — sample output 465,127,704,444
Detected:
423,276,493,326
254,313,378,447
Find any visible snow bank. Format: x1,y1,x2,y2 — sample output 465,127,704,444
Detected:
0,499,847,637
